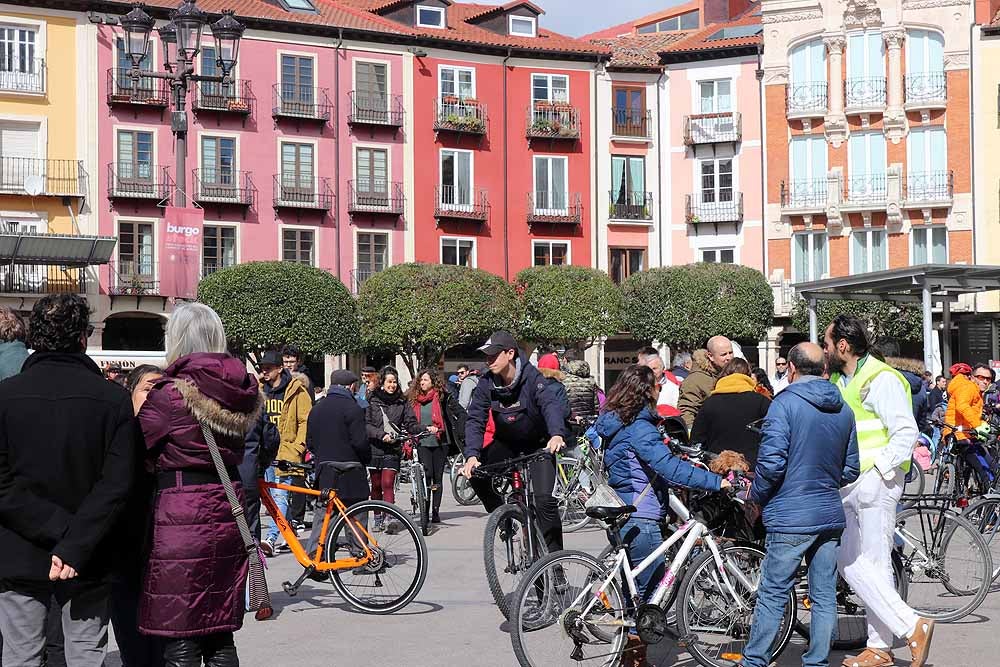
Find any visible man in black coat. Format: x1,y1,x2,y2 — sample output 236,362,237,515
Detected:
0,294,137,667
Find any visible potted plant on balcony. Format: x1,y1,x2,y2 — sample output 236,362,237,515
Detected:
531,118,551,134
442,94,459,105
228,98,250,113
462,97,479,107
553,100,573,113
534,100,554,111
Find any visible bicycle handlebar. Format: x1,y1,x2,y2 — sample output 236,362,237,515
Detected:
470,451,554,478
275,459,313,473
387,429,435,444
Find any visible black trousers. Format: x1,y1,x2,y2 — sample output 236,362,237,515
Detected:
163,633,237,667
418,445,448,513
468,440,563,553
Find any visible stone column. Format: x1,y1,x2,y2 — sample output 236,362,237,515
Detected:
823,35,847,146
884,28,907,142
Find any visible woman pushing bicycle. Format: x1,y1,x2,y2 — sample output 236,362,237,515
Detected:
406,368,465,524
366,365,420,531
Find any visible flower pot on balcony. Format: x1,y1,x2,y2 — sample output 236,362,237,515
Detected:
463,97,479,106
531,119,552,133
534,100,554,111
110,93,132,103
442,95,459,105
553,102,573,112
228,100,250,112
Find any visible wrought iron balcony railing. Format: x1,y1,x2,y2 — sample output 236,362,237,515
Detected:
108,260,160,296
350,268,380,294
904,170,953,204
107,68,170,107
272,175,334,211
844,173,887,205
780,178,829,209
347,180,404,215
0,264,87,295
786,81,828,116
348,92,404,127
107,163,172,201
526,191,582,224
434,185,489,221
0,57,45,93
202,261,234,279
905,72,947,107
193,79,255,115
526,104,580,139
683,112,741,145
845,77,886,111
685,192,744,224
272,84,333,122
192,169,256,207
0,157,87,197
612,108,651,139
434,99,487,134
608,191,653,221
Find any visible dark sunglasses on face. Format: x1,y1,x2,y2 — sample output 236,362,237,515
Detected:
974,375,992,381
776,362,787,367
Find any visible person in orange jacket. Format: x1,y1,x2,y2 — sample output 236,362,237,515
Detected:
944,363,988,439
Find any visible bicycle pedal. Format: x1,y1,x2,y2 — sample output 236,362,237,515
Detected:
675,633,698,648
281,581,298,597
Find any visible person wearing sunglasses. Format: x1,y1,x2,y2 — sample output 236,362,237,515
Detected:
945,363,995,490
772,356,790,394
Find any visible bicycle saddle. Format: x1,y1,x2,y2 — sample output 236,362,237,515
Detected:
317,461,363,474
585,505,636,521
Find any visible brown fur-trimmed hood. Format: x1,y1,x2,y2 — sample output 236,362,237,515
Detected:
887,357,925,375
175,378,264,438
538,367,565,382
691,349,719,377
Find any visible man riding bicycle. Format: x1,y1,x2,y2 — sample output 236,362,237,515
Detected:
462,330,570,554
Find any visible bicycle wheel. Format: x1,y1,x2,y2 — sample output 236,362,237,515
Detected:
962,496,1000,582
452,467,479,506
511,550,627,667
932,462,956,499
557,475,593,533
902,459,926,507
484,503,548,620
411,463,429,537
676,543,795,667
894,506,992,622
324,500,428,614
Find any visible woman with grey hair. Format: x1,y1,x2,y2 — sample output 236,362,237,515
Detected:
136,302,262,667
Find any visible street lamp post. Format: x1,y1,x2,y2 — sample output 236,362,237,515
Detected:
119,1,244,207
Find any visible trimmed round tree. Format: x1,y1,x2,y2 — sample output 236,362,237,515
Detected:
622,263,774,349
514,265,622,350
197,261,359,360
358,262,520,375
790,299,923,343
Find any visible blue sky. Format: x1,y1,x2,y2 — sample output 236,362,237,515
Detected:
455,0,686,37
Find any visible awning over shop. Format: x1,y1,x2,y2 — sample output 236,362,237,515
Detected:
0,232,117,266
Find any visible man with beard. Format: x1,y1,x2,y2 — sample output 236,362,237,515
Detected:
823,315,935,667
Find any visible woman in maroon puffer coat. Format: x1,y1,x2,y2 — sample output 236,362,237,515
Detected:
137,303,262,667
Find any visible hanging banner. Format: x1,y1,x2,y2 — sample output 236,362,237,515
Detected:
160,206,204,299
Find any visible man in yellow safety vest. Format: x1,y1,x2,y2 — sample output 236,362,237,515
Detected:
823,314,935,667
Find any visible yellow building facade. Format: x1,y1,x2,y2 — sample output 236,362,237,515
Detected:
973,22,1000,316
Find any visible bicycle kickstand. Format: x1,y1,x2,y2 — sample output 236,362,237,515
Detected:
282,565,316,597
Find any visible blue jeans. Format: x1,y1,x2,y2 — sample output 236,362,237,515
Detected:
265,473,294,543
742,531,840,667
619,517,665,602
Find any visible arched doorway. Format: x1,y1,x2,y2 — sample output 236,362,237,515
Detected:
102,312,166,351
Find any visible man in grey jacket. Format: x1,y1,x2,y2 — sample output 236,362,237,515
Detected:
457,364,480,410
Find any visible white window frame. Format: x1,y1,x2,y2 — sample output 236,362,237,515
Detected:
509,15,537,37
849,227,888,274
353,228,391,278
531,73,569,104
697,79,733,113
440,236,477,268
532,155,569,214
277,137,319,203
438,64,476,100
532,240,572,267
910,225,948,265
0,209,47,233
905,29,944,76
279,224,318,267
697,157,735,203
416,5,446,29
439,148,474,212
114,216,159,282
201,221,240,277
792,231,829,283
700,247,736,264
0,17,47,95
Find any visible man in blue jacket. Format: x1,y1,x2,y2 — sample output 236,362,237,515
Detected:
740,342,860,667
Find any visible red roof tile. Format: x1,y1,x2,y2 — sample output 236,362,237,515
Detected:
657,13,761,55
591,32,692,69
465,1,545,22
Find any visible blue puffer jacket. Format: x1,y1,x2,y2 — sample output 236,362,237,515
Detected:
598,408,721,521
750,377,860,534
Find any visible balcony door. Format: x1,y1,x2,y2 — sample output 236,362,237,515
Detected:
115,38,153,97
789,136,828,206
793,232,828,282
789,38,826,110
531,73,569,125
609,247,644,284
613,86,645,135
695,79,733,140
356,232,388,286
202,226,236,277
534,155,568,214
118,221,155,286
0,26,40,91
699,158,733,205
440,149,473,211
201,137,236,197
280,55,314,114
356,147,388,207
200,45,234,104
440,65,474,101
907,127,946,200
355,61,388,117
116,130,154,194
280,142,315,203
847,131,886,201
0,120,40,192
846,31,885,106
611,155,645,217
906,30,944,102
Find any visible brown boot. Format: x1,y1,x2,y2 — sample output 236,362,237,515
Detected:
907,617,936,667
619,635,648,667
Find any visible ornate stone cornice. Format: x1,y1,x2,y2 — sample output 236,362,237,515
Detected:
763,66,789,85
944,50,970,70
762,10,823,24
824,35,846,55
901,0,966,9
844,0,882,31
883,29,906,50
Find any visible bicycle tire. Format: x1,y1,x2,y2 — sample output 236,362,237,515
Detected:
411,463,429,537
895,505,993,622
932,462,956,499
484,502,548,620
557,477,593,533
324,500,428,614
510,550,627,667
902,458,926,508
451,467,480,506
676,543,795,667
961,495,1000,582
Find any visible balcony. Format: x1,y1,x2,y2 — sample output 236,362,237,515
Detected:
108,260,160,296
107,163,172,202
106,69,169,108
434,99,487,135
843,174,887,207
434,185,489,222
347,180,404,216
845,77,886,113
683,112,741,145
193,80,255,117
0,157,87,198
685,192,744,225
904,72,947,110
608,191,653,222
202,261,234,279
349,268,379,294
0,57,45,94
904,171,953,207
0,264,87,295
780,178,829,212
272,84,332,123
347,92,404,128
526,191,582,228
272,175,334,212
611,108,652,140
526,104,580,140
192,169,256,208
786,81,828,118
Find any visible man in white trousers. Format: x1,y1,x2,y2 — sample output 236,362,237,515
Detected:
823,314,935,667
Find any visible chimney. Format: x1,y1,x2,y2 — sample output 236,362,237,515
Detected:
702,0,755,24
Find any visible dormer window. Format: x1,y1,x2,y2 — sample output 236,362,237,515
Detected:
416,5,446,29
509,15,537,37
278,0,316,11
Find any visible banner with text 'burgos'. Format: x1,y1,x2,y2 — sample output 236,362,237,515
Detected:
160,207,204,299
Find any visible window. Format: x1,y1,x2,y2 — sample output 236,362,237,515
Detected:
788,38,827,112
788,136,828,206
912,227,947,265
355,147,388,204
356,232,389,281
698,80,732,114
199,45,234,101
203,226,236,277
282,229,314,265
280,54,314,108
533,155,568,213
532,73,568,104
609,248,644,284
636,10,699,33
0,120,40,159
907,30,944,76
848,131,887,201
416,5,446,29
851,228,888,273
0,25,41,92
115,37,154,98
612,86,646,136
533,241,570,266
116,130,154,184
907,127,947,199
701,248,735,264
116,37,152,73
509,15,537,37
355,61,388,113
441,149,473,210
440,65,475,100
278,0,316,11
793,232,828,282
699,158,733,203
118,221,154,277
611,156,646,215
441,238,475,267
201,136,235,187
280,142,315,201
846,31,885,107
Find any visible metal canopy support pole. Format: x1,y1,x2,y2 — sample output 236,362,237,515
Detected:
942,297,952,372
922,282,934,372
808,296,818,343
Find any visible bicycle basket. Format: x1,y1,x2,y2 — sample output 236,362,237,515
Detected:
693,493,757,542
